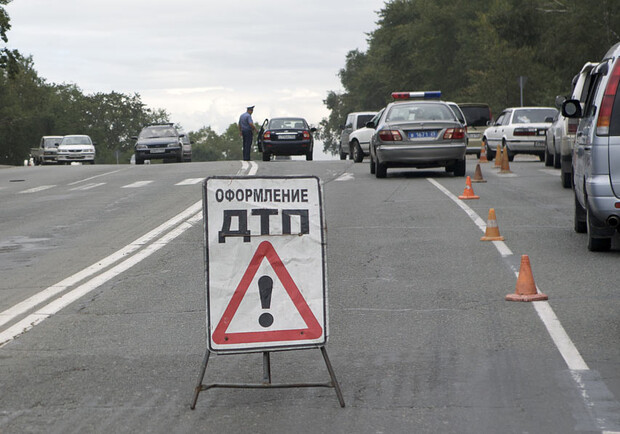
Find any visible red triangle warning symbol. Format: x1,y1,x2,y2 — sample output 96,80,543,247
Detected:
212,241,323,345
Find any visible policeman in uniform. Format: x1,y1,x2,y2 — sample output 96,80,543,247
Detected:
238,105,258,161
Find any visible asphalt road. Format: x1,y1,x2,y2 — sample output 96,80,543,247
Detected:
0,158,619,433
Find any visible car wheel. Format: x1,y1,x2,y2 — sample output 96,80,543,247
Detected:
586,202,611,251
352,141,364,163
306,150,313,161
453,158,466,176
483,139,494,161
370,153,375,174
262,152,271,162
574,191,586,233
561,169,572,188
339,145,346,160
544,147,553,166
375,160,387,178
135,156,144,165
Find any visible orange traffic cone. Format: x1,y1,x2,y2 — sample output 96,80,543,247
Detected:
481,208,504,241
471,163,486,183
458,176,480,199
479,144,488,163
506,255,548,302
500,147,512,174
494,145,502,169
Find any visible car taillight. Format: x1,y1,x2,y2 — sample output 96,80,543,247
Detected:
597,60,620,136
567,120,578,134
263,131,271,140
303,131,310,139
378,130,403,141
443,128,465,140
513,128,536,136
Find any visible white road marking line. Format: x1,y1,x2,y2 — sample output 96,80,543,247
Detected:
67,169,123,186
335,173,354,182
0,200,203,329
121,180,154,188
0,212,203,348
18,185,56,194
176,178,204,185
70,182,106,191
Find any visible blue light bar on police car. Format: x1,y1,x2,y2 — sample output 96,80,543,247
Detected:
391,91,442,100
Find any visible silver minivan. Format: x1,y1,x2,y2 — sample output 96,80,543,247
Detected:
562,43,620,251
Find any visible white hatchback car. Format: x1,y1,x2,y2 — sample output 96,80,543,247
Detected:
483,107,557,161
348,109,384,162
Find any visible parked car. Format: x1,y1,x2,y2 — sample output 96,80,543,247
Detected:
483,107,557,161
339,111,377,160
133,123,192,164
562,43,620,251
458,103,492,157
368,91,467,178
545,62,599,188
257,117,315,161
348,109,384,163
31,135,63,165
56,135,96,164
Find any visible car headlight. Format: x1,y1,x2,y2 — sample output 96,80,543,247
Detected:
167,142,179,148
136,144,147,150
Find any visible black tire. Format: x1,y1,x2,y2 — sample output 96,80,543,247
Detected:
338,145,346,160
262,152,270,162
306,150,313,161
352,141,364,163
544,147,553,166
135,156,144,165
370,154,375,174
375,160,387,178
453,158,466,177
484,139,494,161
574,191,587,233
561,169,572,189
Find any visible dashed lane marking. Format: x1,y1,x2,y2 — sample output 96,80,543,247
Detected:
121,181,154,188
70,182,106,191
175,178,205,185
18,185,56,194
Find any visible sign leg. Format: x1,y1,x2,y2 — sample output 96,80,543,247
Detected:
190,349,211,410
262,351,272,384
320,347,345,407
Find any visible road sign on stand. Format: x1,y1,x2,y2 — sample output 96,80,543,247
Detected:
204,176,327,353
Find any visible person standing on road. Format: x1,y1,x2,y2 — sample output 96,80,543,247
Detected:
239,105,258,161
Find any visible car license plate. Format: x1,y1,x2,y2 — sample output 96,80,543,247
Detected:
279,134,296,140
409,130,438,139
468,133,481,138
150,149,166,153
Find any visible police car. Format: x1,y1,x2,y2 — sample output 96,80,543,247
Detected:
368,91,467,178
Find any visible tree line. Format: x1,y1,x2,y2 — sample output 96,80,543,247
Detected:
317,0,620,154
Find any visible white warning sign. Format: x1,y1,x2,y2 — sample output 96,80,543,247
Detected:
203,176,327,353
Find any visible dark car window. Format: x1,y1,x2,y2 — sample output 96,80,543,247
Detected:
139,126,177,139
356,115,374,129
460,105,491,127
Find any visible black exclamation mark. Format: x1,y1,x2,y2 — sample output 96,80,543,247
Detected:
258,276,274,328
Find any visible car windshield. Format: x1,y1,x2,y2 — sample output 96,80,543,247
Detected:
61,136,92,145
387,103,454,122
43,138,61,148
356,114,375,129
511,109,557,124
460,105,491,127
268,118,306,129
139,126,177,139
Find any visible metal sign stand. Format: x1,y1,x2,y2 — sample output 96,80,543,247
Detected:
190,346,345,409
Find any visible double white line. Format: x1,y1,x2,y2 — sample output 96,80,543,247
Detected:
0,161,258,347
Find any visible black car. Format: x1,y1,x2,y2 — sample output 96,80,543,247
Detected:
257,117,316,161
132,123,192,164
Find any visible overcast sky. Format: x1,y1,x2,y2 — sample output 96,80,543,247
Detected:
5,0,385,137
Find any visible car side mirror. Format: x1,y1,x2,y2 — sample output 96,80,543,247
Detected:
555,95,567,109
562,99,582,118
179,134,185,138
54,143,60,147
545,117,554,123
131,136,138,140
365,121,376,129
310,127,317,132
486,120,492,126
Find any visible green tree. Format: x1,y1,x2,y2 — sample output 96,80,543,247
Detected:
0,0,20,77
